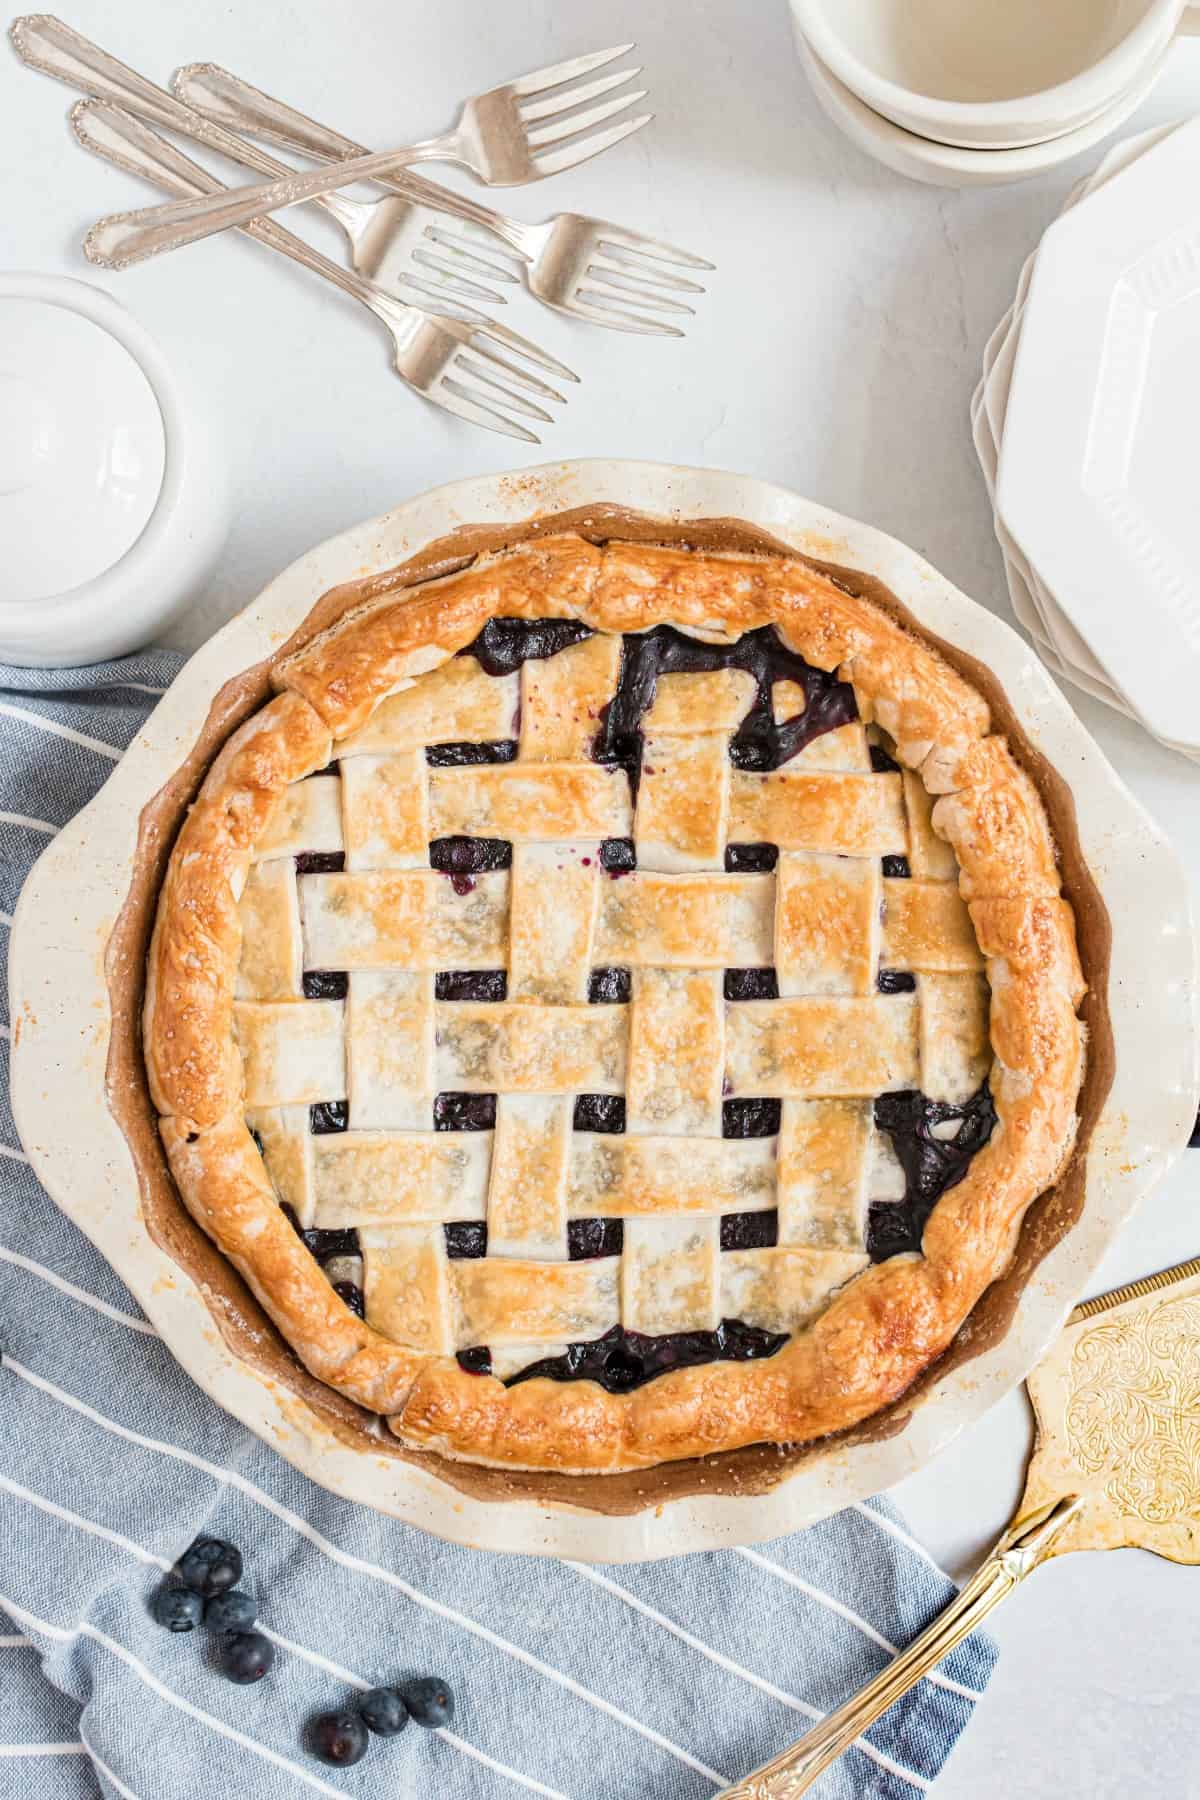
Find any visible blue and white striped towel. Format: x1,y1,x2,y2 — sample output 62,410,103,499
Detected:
0,650,997,1799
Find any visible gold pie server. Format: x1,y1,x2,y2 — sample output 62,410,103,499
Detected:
715,1253,1200,1798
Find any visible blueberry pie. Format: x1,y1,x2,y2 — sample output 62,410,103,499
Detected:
145,532,1087,1473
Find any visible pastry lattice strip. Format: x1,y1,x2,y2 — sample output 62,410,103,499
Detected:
235,638,991,1374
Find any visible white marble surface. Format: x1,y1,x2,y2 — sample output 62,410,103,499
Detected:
4,1,1200,1793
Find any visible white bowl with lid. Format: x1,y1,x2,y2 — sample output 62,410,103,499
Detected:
0,273,227,666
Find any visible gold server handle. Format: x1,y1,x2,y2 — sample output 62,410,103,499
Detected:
714,1495,1082,1799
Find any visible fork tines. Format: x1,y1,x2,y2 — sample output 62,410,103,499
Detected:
576,230,715,336
510,42,653,177
436,316,577,444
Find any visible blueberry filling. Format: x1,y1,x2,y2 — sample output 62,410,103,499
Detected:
425,740,517,766
434,1093,497,1131
591,623,858,798
724,967,779,1002
867,1083,998,1260
309,1100,348,1135
333,1280,365,1319
573,1095,626,1133
428,836,512,875
282,1206,365,1315
435,970,507,1002
567,1217,624,1259
876,969,916,994
720,1209,779,1250
725,843,778,873
587,966,632,1004
870,743,900,774
722,1098,782,1138
301,1225,358,1259
295,851,345,876
467,615,594,676
303,970,349,1001
445,1222,488,1259
501,1318,790,1394
882,854,911,879
600,836,636,875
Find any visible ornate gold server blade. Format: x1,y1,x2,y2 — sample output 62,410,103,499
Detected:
715,1255,1200,1798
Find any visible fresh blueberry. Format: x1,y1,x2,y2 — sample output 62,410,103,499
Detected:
310,1710,369,1766
205,1590,257,1635
359,1685,408,1737
400,1675,454,1728
177,1536,243,1598
219,1630,275,1685
152,1585,204,1633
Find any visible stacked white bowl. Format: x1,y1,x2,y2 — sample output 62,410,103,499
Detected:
973,117,1200,759
789,0,1199,186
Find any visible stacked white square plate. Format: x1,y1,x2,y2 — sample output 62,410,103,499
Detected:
973,117,1200,761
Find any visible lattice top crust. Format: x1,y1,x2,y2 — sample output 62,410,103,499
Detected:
145,535,1086,1474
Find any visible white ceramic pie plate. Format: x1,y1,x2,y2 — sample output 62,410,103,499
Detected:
10,460,1197,1561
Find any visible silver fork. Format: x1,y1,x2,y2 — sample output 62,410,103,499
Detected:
80,45,652,271
176,62,713,336
7,13,511,309
70,99,576,444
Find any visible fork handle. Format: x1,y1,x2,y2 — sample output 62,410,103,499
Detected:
71,100,397,321
83,132,461,269
8,17,478,264
11,15,300,182
172,59,367,164
174,62,531,258
713,1496,1082,1799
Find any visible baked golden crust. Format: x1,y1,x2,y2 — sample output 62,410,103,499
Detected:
145,693,332,1126
145,532,1088,1474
